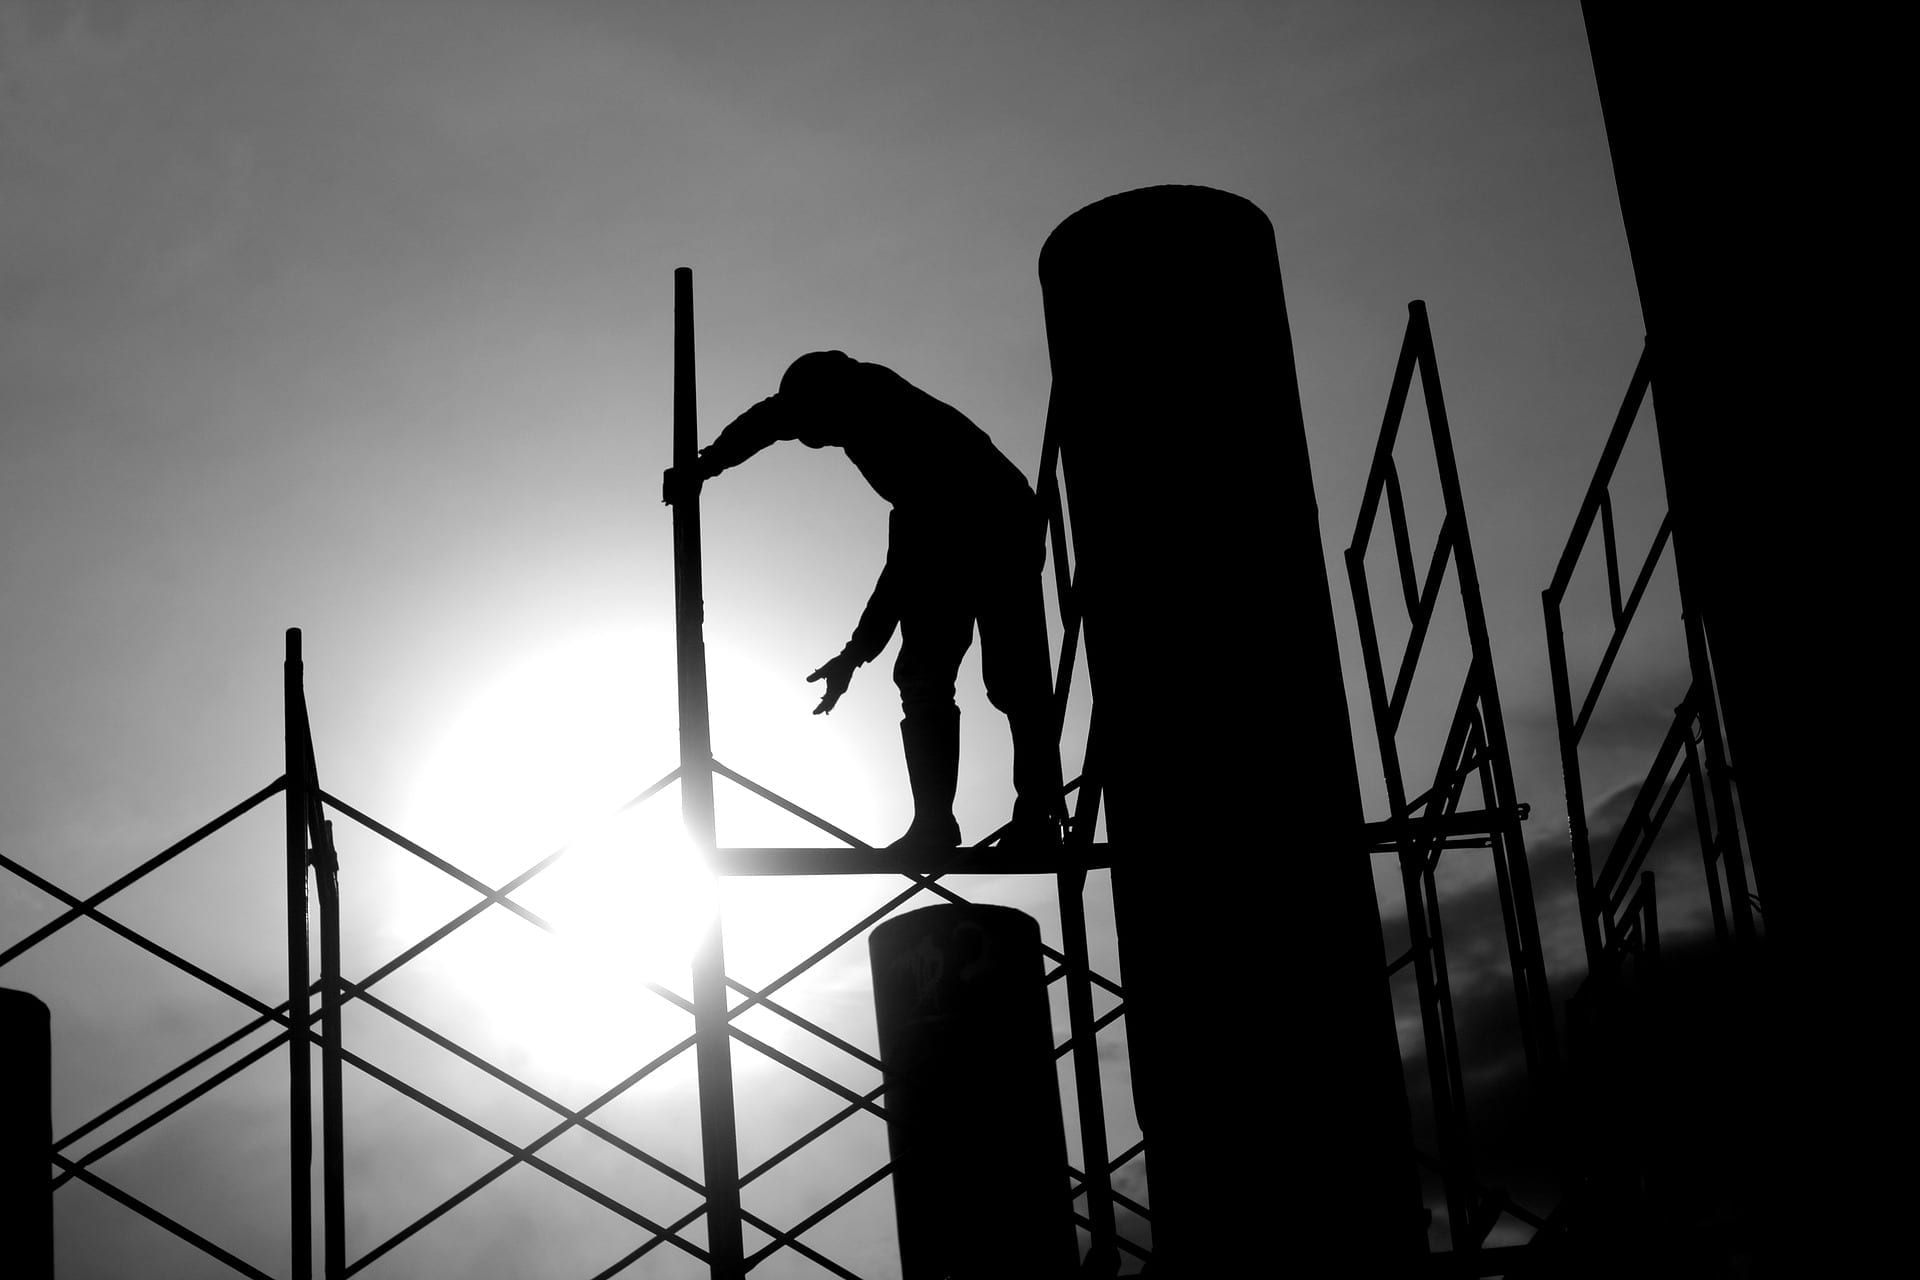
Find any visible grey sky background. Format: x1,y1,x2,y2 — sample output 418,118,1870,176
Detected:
2,2,1697,1274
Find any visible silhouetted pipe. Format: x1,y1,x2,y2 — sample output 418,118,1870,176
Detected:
0,988,53,1279
671,266,747,1279
869,905,1075,1280
283,627,313,1280
1039,186,1424,1270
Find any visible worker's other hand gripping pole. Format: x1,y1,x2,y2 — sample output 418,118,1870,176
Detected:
671,266,746,1279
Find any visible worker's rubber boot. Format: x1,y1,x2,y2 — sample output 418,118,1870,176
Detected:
1005,710,1064,848
887,708,962,850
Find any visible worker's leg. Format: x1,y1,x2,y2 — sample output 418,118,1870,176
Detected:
978,560,1064,844
889,598,974,849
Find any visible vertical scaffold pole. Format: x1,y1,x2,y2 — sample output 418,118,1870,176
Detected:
671,266,746,1279
309,769,346,1274
284,628,313,1280
317,825,344,1279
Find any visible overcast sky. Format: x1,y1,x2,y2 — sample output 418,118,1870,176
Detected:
1,2,1701,1275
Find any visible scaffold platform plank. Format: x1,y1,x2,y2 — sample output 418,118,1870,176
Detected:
707,844,1114,876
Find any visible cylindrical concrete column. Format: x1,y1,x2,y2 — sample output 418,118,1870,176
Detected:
869,904,1074,1280
0,988,53,1279
1039,186,1424,1270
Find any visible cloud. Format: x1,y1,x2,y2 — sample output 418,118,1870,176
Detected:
1382,703,1755,1248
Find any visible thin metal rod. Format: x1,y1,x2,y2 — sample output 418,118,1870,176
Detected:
727,1026,888,1119
53,1031,290,1190
342,1028,708,1276
1387,513,1456,728
1594,704,1694,904
286,665,346,1280
317,768,679,919
352,987,702,1189
0,776,286,966
589,1197,862,1280
1571,513,1674,741
314,824,344,1277
1346,314,1457,1241
709,759,871,848
1052,1004,1126,1059
1060,865,1117,1261
1545,350,1656,974
1071,1215,1152,1264
670,265,744,1280
722,977,882,1071
1386,465,1421,614
56,996,309,1152
1104,1137,1147,1176
1352,314,1423,546
1,858,282,1021
54,1155,277,1280
1600,489,1623,622
706,844,1113,875
740,1083,886,1186
1678,572,1756,944
742,1163,893,1271
583,1203,710,1280
1544,596,1601,969
1546,346,1653,598
1068,1165,1151,1220
1414,302,1558,1086
284,629,313,1280
324,1038,708,1264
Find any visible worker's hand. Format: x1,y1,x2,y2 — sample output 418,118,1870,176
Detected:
661,464,702,507
806,652,860,715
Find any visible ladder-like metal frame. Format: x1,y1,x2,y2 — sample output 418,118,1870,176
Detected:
1543,345,1754,980
1539,343,1760,1267
1345,301,1558,1260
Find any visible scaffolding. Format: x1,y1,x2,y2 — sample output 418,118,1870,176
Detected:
2,270,1762,1277
1544,346,1754,977
1345,301,1559,1259
0,268,1141,1279
1542,344,1764,1266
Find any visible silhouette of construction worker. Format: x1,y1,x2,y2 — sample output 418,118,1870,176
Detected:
663,351,1061,849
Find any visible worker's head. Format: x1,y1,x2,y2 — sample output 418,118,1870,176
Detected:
780,350,856,447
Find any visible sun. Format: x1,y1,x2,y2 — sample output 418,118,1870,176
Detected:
390,625,883,1083
397,627,711,1080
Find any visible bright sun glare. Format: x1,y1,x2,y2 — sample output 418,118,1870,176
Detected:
394,627,873,1083
399,629,714,1079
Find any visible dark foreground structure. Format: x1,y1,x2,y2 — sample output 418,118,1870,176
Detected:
1578,4,1864,1273
0,990,53,1276
1,12,1871,1268
1040,186,1425,1271
870,905,1074,1279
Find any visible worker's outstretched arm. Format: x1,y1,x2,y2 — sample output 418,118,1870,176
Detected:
808,538,901,715
661,395,791,504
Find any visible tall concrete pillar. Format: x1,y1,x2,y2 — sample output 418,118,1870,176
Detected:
1039,185,1423,1271
0,989,53,1279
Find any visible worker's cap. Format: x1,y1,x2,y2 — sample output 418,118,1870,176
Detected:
779,350,857,402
